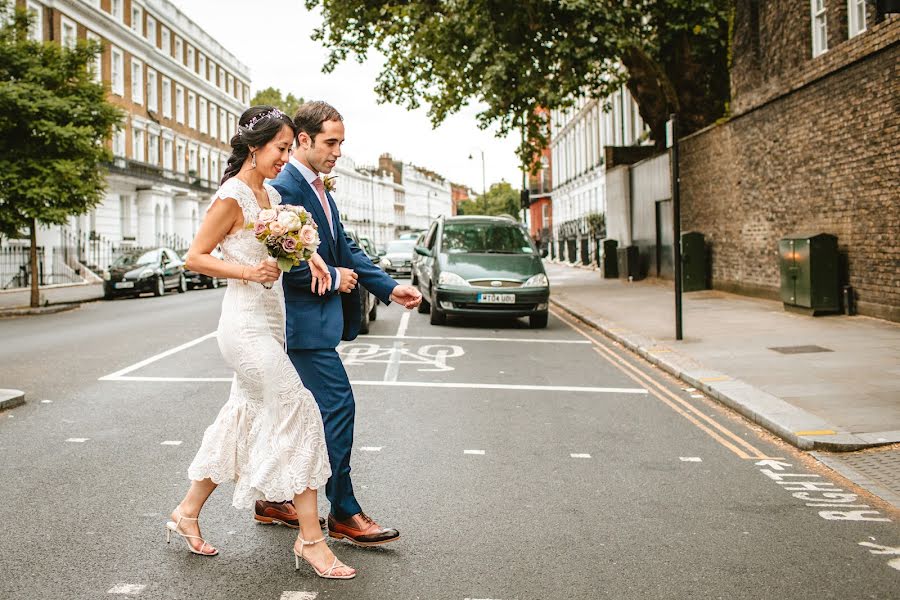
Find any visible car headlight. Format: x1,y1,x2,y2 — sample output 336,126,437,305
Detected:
102,270,111,281
438,271,469,286
523,273,549,287
140,268,155,279
382,258,392,268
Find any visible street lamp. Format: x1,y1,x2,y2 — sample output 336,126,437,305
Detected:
468,149,486,196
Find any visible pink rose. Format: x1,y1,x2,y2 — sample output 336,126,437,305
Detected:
269,222,287,236
281,236,298,252
254,221,267,235
258,208,277,223
299,224,318,247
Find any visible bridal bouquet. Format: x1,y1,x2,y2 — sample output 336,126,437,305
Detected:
250,205,320,285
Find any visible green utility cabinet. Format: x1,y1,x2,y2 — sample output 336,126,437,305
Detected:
779,233,839,315
681,232,708,292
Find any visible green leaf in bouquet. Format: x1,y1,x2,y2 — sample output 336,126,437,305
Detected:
277,257,294,272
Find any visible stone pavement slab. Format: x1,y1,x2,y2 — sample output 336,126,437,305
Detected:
0,389,25,411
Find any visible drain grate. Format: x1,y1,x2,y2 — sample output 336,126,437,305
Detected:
769,345,833,354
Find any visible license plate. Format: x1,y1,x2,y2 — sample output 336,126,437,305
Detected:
114,281,134,289
477,293,515,304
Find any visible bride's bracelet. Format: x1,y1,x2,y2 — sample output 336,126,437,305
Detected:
240,267,248,284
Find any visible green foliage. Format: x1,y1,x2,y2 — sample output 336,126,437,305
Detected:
250,87,304,117
307,0,732,166
457,182,520,220
0,3,124,237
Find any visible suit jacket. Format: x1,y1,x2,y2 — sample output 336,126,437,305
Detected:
271,162,398,350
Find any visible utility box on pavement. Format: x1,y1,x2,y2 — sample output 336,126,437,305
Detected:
617,245,640,281
602,239,618,278
681,232,708,292
779,232,840,315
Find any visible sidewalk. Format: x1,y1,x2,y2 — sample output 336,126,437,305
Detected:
546,262,900,452
0,281,103,312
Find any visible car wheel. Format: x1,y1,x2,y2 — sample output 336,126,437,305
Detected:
177,274,187,293
153,276,165,297
359,297,370,335
209,277,219,289
529,313,549,329
417,288,431,314
429,296,446,326
369,299,377,321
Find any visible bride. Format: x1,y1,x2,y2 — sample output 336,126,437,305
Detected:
166,105,355,580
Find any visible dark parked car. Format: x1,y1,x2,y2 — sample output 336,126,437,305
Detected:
183,248,227,289
412,216,550,328
103,247,187,299
380,239,417,277
344,228,379,334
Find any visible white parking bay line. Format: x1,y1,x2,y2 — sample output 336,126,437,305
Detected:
365,334,589,344
98,332,217,381
359,446,382,452
570,453,592,459
66,438,89,443
161,440,183,446
383,312,410,383
279,593,317,600
680,457,703,462
464,449,485,455
352,381,648,394
107,584,146,594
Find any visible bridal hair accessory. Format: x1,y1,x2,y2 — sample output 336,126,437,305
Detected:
238,108,287,136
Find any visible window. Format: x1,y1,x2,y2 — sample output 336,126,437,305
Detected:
146,69,157,111
242,84,248,104
60,16,77,49
210,154,219,181
148,132,159,166
200,152,208,182
146,15,156,43
112,127,126,156
25,2,42,41
811,0,828,56
187,91,196,129
161,77,172,118
227,114,236,140
186,46,195,71
110,46,124,95
163,138,173,170
131,59,143,104
86,31,101,82
175,84,184,123
217,66,224,88
175,140,186,173
207,60,215,82
189,145,198,174
130,4,142,34
219,108,227,143
198,54,206,78
226,74,233,96
234,80,241,101
848,0,867,37
542,203,549,227
160,26,170,54
110,0,123,22
199,98,208,133
132,126,145,162
209,103,218,139
174,36,182,61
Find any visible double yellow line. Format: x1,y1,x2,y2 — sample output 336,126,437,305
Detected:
552,308,774,460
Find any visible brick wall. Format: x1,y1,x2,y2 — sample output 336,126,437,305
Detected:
680,10,899,321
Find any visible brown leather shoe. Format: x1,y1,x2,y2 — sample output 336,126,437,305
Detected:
254,501,326,530
328,512,400,547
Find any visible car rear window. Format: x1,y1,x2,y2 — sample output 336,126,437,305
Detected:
441,222,535,254
386,240,416,254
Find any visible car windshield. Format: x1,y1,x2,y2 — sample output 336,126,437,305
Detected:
441,222,535,254
113,250,160,268
386,240,416,254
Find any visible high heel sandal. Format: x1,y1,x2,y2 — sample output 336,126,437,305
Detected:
165,510,218,556
293,535,356,579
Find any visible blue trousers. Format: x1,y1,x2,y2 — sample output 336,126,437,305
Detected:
288,348,362,519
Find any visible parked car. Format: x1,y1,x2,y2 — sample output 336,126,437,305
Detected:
398,231,424,241
182,248,227,289
103,247,187,299
343,228,379,334
380,238,418,278
357,235,379,260
412,216,550,328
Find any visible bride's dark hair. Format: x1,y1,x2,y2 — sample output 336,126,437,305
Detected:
220,105,296,185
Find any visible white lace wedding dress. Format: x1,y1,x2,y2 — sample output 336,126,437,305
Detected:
187,177,331,508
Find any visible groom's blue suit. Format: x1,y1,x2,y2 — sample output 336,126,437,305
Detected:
272,161,397,519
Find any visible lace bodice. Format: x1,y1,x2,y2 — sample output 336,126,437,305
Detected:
213,177,283,268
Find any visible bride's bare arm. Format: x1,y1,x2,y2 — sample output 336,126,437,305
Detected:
185,197,281,284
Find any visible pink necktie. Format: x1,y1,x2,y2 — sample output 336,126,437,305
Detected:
311,177,333,233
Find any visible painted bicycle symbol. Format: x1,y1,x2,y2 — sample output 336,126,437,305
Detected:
338,343,465,372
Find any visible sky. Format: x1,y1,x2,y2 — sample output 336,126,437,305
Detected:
174,0,522,194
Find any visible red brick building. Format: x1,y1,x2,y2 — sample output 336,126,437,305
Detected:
450,183,473,216
528,109,553,250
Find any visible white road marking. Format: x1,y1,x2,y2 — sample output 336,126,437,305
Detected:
570,453,592,459
160,440,183,446
383,312,411,382
66,438,89,443
279,593,318,600
40,400,53,403
683,387,696,392
107,584,146,594
690,394,704,399
859,542,900,571
359,446,382,452
341,343,464,372
679,457,703,462
364,334,588,344
98,332,217,381
350,381,648,394
464,450,485,455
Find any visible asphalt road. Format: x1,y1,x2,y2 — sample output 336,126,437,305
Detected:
1,280,898,600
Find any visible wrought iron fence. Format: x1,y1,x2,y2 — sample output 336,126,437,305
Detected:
0,245,84,289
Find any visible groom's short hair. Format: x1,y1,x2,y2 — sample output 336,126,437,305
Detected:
293,101,343,144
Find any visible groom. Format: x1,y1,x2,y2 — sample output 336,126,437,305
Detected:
258,101,421,546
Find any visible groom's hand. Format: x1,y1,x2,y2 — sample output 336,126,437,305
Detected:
390,284,422,309
337,267,358,293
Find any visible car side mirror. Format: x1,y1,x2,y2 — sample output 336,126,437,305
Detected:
378,250,386,256
370,255,381,264
415,246,432,257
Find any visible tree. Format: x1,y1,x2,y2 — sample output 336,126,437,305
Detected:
457,182,520,220
0,4,123,306
250,87,304,116
307,0,731,165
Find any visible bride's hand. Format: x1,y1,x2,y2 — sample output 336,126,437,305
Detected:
309,253,332,296
247,258,281,283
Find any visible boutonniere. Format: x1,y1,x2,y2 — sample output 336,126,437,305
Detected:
323,176,338,193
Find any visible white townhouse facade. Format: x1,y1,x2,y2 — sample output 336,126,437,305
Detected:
329,154,400,250
19,0,249,254
550,87,649,262
402,165,452,233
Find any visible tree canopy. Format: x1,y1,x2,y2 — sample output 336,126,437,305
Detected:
250,87,305,117
307,0,731,165
457,181,520,219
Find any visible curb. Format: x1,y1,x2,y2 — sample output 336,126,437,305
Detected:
550,297,899,452
0,389,25,411
0,303,81,318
